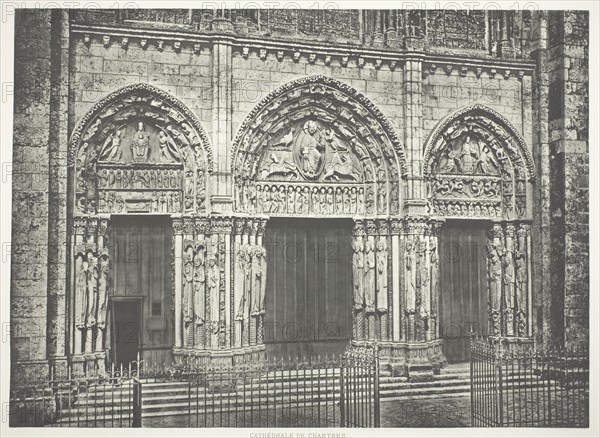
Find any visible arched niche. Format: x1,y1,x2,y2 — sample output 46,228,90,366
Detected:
423,104,536,220
231,75,408,217
68,83,213,215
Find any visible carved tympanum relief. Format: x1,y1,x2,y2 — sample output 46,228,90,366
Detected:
69,84,212,215
232,76,407,217
424,105,535,220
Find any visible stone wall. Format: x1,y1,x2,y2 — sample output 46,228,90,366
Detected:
11,9,52,381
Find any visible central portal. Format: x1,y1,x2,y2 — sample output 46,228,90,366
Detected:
263,218,353,358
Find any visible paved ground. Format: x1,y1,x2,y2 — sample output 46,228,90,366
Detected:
380,395,471,427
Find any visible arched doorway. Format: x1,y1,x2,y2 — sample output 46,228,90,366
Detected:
423,104,537,360
67,83,212,373
230,75,407,358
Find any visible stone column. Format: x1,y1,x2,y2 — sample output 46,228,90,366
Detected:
72,218,87,359
233,219,244,348
376,219,390,341
182,218,195,348
172,218,184,350
351,220,366,341
83,219,97,357
94,218,109,361
429,221,442,340
390,219,403,341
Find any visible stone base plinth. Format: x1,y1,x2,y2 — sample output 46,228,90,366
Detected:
11,360,49,386
173,345,266,367
358,339,446,379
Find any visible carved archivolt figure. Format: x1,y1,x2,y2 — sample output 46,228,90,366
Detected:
193,245,206,326
96,254,110,330
376,240,388,313
364,241,376,314
86,253,99,328
352,241,365,311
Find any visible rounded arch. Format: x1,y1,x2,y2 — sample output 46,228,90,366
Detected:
230,75,408,217
68,83,213,215
422,104,536,220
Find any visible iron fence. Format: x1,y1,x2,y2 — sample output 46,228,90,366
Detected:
10,345,379,428
470,338,589,427
138,345,380,428
9,371,142,427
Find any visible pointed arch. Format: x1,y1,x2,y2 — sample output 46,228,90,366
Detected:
422,104,536,220
230,75,407,216
68,83,212,215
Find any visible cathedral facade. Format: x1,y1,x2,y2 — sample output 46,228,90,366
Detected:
10,9,589,382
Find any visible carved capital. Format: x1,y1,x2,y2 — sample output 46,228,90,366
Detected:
352,219,365,237
376,219,390,236
172,218,184,235
390,218,403,235
97,219,109,236
403,216,429,235
73,217,87,235
86,218,98,236
365,219,377,236
194,217,209,235
182,217,195,235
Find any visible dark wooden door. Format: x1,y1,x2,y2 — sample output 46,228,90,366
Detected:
264,218,353,359
439,221,489,363
108,216,173,365
111,299,141,367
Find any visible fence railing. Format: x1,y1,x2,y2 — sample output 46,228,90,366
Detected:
470,338,589,427
9,374,142,428
10,345,379,428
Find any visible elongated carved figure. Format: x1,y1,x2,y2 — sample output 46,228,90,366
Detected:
364,241,376,314
182,248,194,325
96,253,110,330
208,257,220,335
75,253,88,329
86,252,98,328
352,241,365,310
376,240,388,313
193,245,206,326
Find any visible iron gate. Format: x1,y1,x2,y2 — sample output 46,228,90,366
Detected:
470,338,589,427
9,369,142,427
